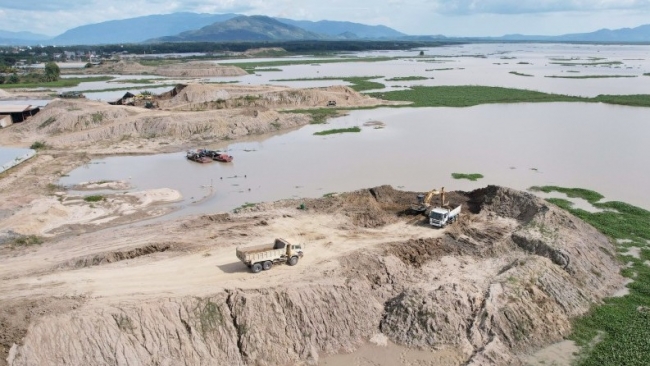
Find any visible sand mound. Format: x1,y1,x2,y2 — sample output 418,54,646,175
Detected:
68,60,247,77
154,61,247,77
159,83,385,111
3,186,623,366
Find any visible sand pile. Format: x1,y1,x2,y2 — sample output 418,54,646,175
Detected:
2,186,623,366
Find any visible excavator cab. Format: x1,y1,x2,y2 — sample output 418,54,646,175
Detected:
411,188,441,214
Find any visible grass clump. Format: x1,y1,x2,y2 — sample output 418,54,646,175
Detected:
509,71,533,77
644,73,650,76
84,195,105,202
386,76,429,81
38,117,56,129
30,141,47,149
314,126,361,136
451,173,484,181
534,186,650,366
12,235,43,247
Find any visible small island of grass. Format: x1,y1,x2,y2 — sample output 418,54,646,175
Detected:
385,76,429,81
314,127,361,136
509,71,534,77
451,173,484,181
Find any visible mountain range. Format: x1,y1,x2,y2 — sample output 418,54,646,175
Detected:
154,16,325,42
1,12,649,46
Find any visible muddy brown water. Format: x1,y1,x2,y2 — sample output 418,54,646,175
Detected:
59,102,650,220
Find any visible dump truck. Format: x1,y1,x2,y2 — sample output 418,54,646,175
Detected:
236,238,304,273
429,205,461,228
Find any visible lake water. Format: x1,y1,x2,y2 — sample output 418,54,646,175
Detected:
48,43,650,217
59,102,650,218
58,43,650,100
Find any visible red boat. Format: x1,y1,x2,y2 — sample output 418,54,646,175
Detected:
213,153,233,163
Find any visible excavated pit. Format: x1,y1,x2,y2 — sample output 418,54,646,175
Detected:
3,186,623,366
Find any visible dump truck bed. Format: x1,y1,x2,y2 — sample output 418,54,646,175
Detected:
235,238,291,265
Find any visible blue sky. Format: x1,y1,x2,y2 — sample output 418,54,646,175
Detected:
2,0,650,36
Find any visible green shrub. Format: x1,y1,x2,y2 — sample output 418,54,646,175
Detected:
84,195,104,202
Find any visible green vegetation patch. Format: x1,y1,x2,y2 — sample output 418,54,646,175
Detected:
30,141,47,149
509,71,534,77
11,235,43,247
0,76,114,89
84,195,105,202
546,75,637,79
280,108,343,124
370,85,650,108
254,68,283,72
371,86,584,107
592,94,650,108
533,186,650,366
385,76,429,81
314,126,361,136
530,186,604,203
643,73,650,76
451,173,484,181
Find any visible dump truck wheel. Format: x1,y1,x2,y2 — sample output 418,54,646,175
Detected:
251,263,263,273
262,261,273,271
288,256,299,266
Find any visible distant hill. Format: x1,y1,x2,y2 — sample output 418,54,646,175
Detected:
0,30,50,45
49,12,239,45
498,24,650,42
275,19,405,39
153,15,325,42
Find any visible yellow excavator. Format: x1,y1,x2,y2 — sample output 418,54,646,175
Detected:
412,187,440,213
411,187,450,213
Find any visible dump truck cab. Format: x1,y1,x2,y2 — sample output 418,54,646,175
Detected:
429,205,461,228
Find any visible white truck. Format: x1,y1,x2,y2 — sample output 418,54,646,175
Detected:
429,205,461,228
236,238,304,273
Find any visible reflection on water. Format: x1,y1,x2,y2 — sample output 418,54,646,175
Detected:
60,102,650,219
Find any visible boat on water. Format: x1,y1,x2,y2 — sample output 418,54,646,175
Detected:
201,149,234,163
186,150,212,163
